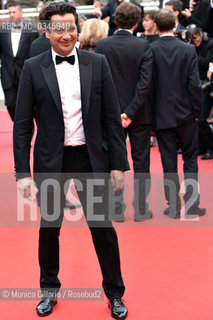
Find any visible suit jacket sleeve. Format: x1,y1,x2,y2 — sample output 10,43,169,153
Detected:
188,47,202,118
101,0,112,19
13,60,34,180
185,0,210,29
124,42,153,120
101,56,129,171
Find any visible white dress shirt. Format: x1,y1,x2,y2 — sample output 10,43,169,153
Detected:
52,47,86,146
11,27,22,57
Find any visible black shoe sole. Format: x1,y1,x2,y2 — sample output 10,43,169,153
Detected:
111,312,128,320
36,300,57,317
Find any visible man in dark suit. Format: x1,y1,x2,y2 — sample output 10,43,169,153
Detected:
95,2,153,222
13,2,129,319
0,2,39,121
151,8,205,218
101,0,143,36
165,0,186,34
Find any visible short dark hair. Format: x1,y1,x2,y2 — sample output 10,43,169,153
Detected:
43,1,78,25
165,0,183,14
154,8,175,32
187,24,203,35
114,2,141,30
7,2,22,10
143,10,156,21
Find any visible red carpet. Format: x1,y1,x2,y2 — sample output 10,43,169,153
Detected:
1,110,213,320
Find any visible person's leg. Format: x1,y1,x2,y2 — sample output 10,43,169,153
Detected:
177,119,205,215
156,128,181,214
198,90,213,154
37,182,64,316
63,145,125,300
38,183,65,294
4,85,18,121
128,123,152,220
199,120,213,159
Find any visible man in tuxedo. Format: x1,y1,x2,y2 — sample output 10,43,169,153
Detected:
95,2,153,222
0,2,39,121
13,2,129,319
151,8,206,218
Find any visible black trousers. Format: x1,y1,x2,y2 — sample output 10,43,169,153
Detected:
4,84,18,121
198,90,213,152
115,123,151,215
38,145,125,300
156,119,200,212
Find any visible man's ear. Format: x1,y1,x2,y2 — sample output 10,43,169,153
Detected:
45,31,50,39
155,25,160,35
174,10,179,18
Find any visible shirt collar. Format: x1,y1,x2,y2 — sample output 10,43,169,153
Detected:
160,33,175,38
116,28,132,34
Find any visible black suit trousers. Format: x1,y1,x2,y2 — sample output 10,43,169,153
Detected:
156,119,200,212
4,72,19,121
114,123,151,216
39,145,125,300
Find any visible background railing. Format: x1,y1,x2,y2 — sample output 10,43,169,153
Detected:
0,2,159,19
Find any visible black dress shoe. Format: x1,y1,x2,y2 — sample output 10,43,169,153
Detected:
201,152,213,160
112,214,125,222
111,204,126,222
186,207,206,216
164,207,180,219
109,298,128,320
134,210,152,222
36,298,57,317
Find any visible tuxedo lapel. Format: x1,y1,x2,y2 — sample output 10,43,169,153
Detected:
40,50,63,117
7,32,14,58
77,49,92,126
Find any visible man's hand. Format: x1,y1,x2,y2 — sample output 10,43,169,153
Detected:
110,170,124,191
121,113,132,128
181,8,192,18
17,177,37,200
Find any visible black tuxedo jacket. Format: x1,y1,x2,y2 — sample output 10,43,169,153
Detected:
95,30,153,124
29,33,51,57
150,36,202,131
0,25,39,90
196,38,213,81
13,49,129,179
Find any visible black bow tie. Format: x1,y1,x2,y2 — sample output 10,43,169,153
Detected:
13,25,21,29
55,55,75,65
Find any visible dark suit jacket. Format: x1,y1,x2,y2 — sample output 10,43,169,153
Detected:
183,0,211,30
29,33,51,57
95,30,153,124
13,49,129,180
150,36,202,131
206,7,213,37
196,38,213,81
0,24,39,90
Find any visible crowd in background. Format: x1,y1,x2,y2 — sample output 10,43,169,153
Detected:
1,0,212,158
